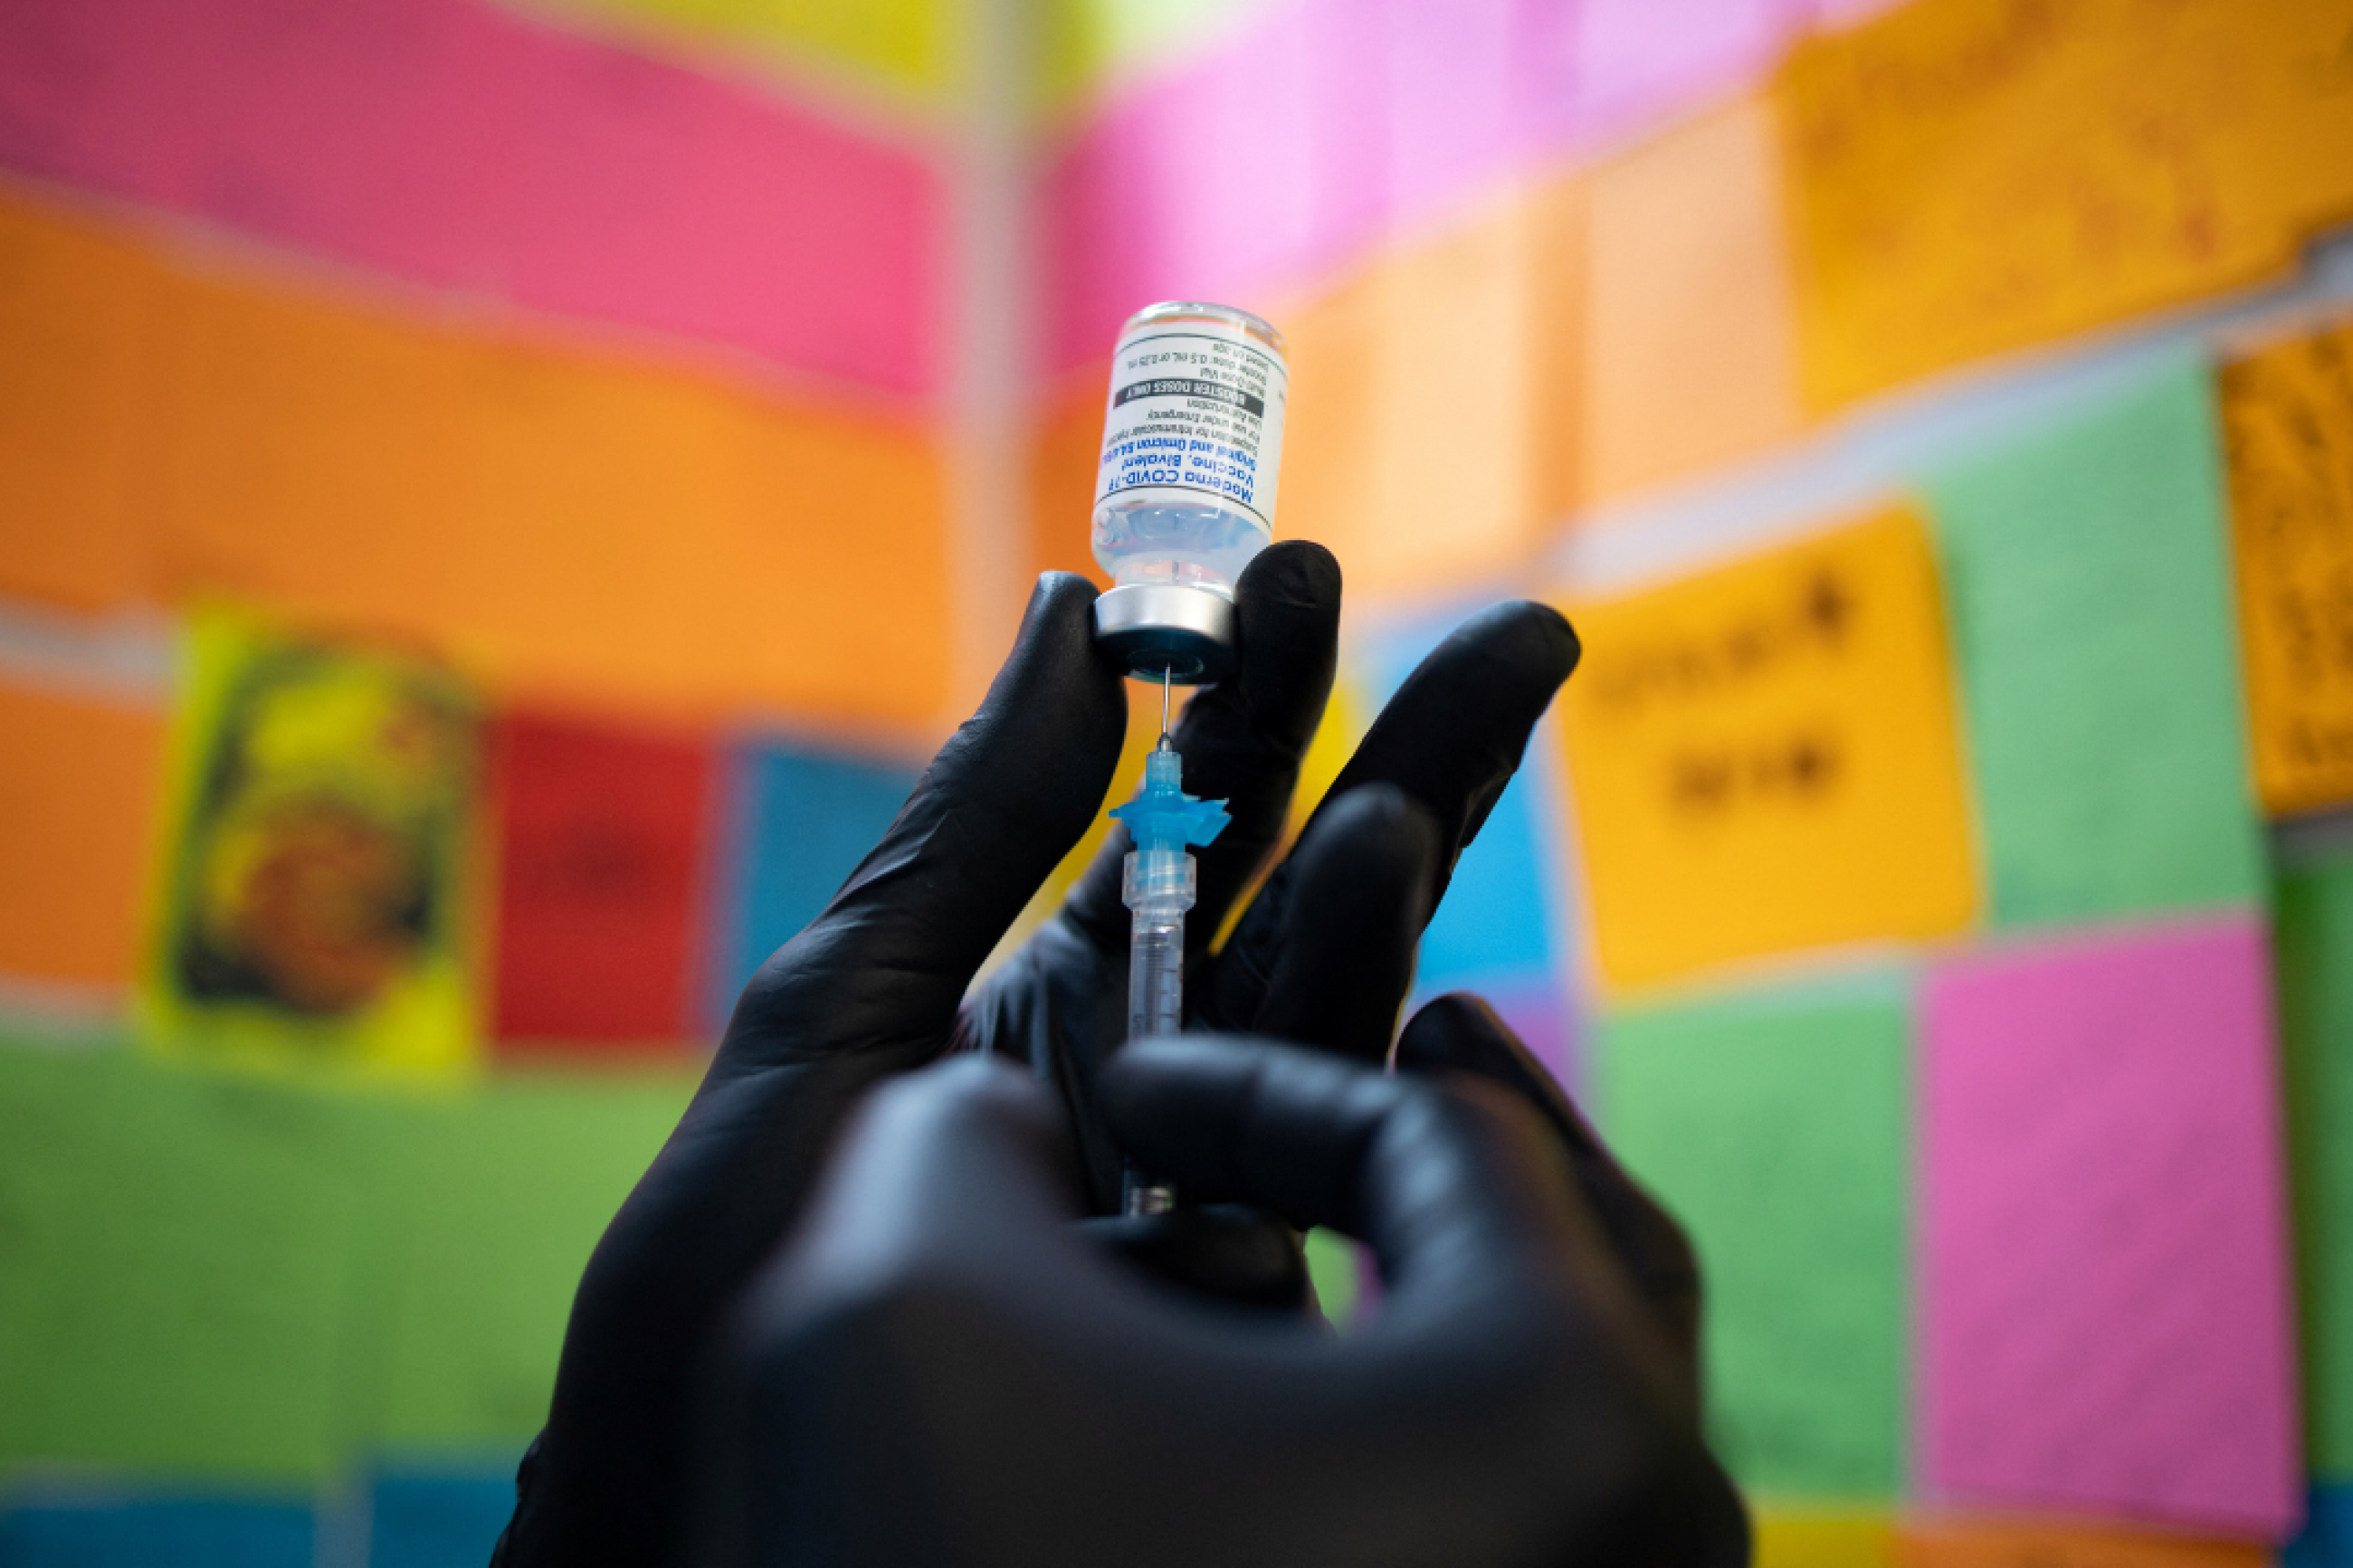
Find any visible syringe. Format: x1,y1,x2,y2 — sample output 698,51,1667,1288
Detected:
1110,671,1229,1215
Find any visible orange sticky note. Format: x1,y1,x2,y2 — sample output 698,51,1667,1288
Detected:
1280,194,1544,597
1583,97,1805,503
1028,366,1114,585
0,679,165,987
1525,167,1590,526
2219,314,2353,817
1558,507,1977,990
0,195,161,611
1758,1509,1898,1568
3,185,954,732
1778,0,2353,413
1896,1518,2269,1567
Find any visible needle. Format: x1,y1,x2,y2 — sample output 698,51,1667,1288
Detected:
1158,665,1173,749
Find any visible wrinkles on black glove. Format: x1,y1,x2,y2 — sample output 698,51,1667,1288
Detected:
691,1040,1748,1568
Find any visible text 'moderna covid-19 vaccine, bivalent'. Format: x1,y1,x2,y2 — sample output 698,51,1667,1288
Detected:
1090,301,1288,684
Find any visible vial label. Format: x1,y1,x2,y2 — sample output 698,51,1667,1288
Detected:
1093,324,1288,529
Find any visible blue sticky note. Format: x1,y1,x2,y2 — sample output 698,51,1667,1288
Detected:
707,741,919,1029
1416,774,1557,985
368,1467,521,1567
0,1496,315,1567
2287,1483,2353,1566
1358,614,1567,988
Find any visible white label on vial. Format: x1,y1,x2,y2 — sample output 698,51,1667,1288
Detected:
1092,325,1288,529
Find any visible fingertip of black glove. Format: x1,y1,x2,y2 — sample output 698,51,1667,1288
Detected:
1447,598,1583,695
1235,538,1342,619
1396,993,1594,1155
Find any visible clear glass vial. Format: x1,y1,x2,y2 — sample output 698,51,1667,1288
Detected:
1091,300,1288,683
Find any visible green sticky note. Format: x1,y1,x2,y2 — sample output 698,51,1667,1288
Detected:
2278,846,2353,1478
0,1042,378,1482
1922,361,2263,927
365,1071,698,1451
1594,974,1910,1500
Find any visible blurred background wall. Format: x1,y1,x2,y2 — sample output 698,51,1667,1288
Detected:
4,0,2353,1563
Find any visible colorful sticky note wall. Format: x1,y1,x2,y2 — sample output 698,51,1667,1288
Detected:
1919,920,2299,1534
2221,315,2353,819
1559,507,1977,990
9,0,2353,1554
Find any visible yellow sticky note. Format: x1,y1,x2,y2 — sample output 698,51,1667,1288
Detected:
1279,194,1545,597
1584,97,1805,503
1757,1508,1897,1568
140,612,480,1080
534,0,951,103
1895,1518,2270,1567
1779,0,2353,412
1558,508,1978,991
2220,314,2353,817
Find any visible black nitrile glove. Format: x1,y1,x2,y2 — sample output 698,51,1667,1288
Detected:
689,1038,1750,1568
971,544,1581,1206
493,544,1580,1568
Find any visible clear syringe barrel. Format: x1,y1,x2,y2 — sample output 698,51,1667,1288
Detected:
1123,845,1196,1043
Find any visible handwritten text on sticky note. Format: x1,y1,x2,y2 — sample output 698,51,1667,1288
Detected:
1558,507,1977,989
2221,315,2353,817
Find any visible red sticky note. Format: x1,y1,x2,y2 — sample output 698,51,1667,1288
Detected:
488,710,715,1050
1920,918,2300,1536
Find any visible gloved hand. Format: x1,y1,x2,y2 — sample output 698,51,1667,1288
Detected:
968,542,1581,1207
493,544,1579,1568
688,1035,1750,1568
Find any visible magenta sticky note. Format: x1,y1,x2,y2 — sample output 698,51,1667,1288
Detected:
0,0,940,394
1557,0,1809,154
1042,0,1377,372
1919,918,2301,1535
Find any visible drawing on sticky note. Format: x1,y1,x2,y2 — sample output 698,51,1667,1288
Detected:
2221,316,2353,817
1558,507,1977,990
140,612,478,1078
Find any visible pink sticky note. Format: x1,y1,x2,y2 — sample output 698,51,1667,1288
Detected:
1042,0,1376,372
1381,0,1537,228
0,0,940,394
1920,918,2301,1536
1563,0,1808,152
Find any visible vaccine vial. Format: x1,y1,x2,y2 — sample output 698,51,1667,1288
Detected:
1091,301,1288,683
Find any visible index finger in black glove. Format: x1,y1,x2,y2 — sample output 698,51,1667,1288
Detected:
725,570,1128,1069
1197,602,1579,1044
